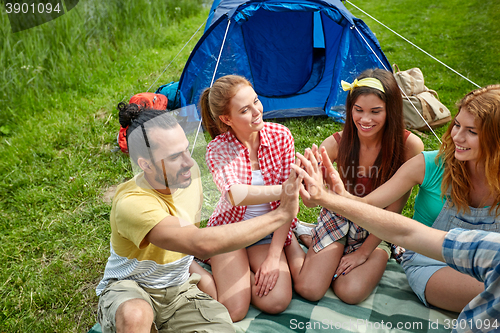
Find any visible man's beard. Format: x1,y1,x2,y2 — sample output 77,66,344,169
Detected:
154,163,192,190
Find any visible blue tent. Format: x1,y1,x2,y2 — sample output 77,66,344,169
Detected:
176,0,391,122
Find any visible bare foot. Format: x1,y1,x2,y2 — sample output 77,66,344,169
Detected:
299,235,312,248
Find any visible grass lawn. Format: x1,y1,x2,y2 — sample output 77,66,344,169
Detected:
0,0,498,331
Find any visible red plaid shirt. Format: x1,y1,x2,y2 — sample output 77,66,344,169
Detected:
206,122,297,246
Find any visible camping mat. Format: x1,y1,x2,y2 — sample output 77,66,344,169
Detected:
87,260,457,333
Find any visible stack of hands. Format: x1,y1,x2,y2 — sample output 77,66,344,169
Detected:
291,144,345,208
282,145,368,279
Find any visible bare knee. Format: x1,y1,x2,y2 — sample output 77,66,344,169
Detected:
258,294,292,314
265,301,290,314
294,279,326,302
334,282,369,305
336,290,367,305
115,299,154,332
223,301,249,322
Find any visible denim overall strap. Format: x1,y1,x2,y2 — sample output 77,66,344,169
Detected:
431,198,500,232
401,199,500,306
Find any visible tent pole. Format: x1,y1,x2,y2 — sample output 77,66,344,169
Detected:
352,24,442,143
191,18,232,155
210,19,232,87
346,0,480,89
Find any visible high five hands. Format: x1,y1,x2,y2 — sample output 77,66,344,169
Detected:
291,144,346,206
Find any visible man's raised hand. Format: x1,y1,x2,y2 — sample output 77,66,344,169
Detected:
279,167,303,219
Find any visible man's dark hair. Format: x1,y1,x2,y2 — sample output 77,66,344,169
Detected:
117,102,178,165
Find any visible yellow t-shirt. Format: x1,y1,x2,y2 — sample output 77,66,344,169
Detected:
96,164,202,295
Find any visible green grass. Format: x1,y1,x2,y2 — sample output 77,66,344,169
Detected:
0,0,208,331
0,0,499,331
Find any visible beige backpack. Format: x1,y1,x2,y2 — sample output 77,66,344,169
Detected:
393,65,451,131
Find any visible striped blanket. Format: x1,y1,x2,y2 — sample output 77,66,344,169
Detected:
88,259,457,333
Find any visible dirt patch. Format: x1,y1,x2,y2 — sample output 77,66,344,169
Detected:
94,108,108,120
102,185,117,204
100,143,112,152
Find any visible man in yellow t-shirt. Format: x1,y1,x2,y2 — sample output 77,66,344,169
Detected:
96,105,301,333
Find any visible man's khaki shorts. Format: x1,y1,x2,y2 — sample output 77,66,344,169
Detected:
97,274,234,333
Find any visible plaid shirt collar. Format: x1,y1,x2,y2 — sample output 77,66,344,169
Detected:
259,123,271,148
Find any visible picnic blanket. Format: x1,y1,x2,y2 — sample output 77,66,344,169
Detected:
88,259,457,333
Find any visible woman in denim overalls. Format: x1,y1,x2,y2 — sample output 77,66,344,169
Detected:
329,85,500,313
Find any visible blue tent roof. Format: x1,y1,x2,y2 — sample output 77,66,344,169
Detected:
177,0,391,122
205,0,356,31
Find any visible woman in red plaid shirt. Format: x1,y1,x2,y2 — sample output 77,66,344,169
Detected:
200,75,297,321
286,69,424,304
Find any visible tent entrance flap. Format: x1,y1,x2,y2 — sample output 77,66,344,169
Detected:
243,9,324,97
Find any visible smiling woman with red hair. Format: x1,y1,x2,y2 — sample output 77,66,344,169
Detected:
323,84,500,313
440,85,500,215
